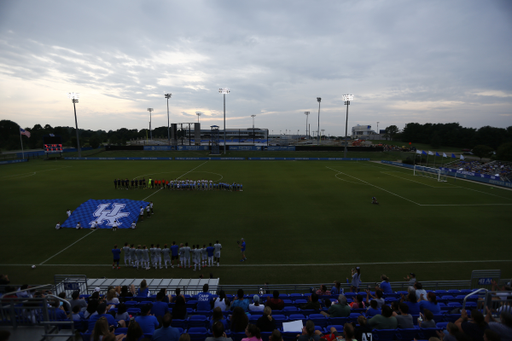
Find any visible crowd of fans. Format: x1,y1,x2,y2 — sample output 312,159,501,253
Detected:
1,273,511,341
114,178,244,191
449,160,512,180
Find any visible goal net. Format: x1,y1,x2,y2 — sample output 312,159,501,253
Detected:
413,165,448,182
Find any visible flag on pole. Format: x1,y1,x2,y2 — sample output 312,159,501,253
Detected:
20,128,31,138
460,154,465,160
443,152,447,158
428,151,434,155
451,153,456,158
422,150,427,155
416,150,422,155
436,152,440,157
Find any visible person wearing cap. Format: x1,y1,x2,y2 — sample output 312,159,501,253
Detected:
320,294,351,317
249,295,264,312
239,238,246,262
135,303,159,334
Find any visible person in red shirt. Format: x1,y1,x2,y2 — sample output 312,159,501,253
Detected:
265,290,284,311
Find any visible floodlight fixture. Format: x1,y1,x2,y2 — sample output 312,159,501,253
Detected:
68,92,81,157
147,108,154,141
316,97,322,144
342,94,354,158
219,88,230,154
196,111,202,123
251,114,256,129
304,111,310,137
164,93,172,145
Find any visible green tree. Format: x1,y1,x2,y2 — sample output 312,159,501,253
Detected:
385,125,399,141
496,142,512,161
472,145,493,160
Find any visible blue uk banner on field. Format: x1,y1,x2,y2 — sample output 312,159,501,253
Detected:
61,199,150,229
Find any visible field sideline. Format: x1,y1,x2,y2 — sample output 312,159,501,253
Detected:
1,158,511,286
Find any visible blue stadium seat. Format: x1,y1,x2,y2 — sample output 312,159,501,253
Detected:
115,327,128,334
283,306,298,313
288,314,306,322
372,329,396,340
325,325,344,332
171,319,187,329
447,302,462,310
187,327,209,341
230,331,246,341
290,293,303,299
272,314,287,328
464,302,477,310
439,295,454,303
127,307,141,316
261,331,272,341
396,328,419,341
434,290,448,296
308,313,327,327
418,328,441,339
436,322,448,330
188,315,208,328
447,290,460,295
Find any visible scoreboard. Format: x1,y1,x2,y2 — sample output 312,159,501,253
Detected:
43,135,63,154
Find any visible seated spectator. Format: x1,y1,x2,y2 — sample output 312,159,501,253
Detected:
315,285,331,296
401,290,420,315
230,306,249,332
136,280,149,297
354,316,373,341
88,303,124,333
376,275,393,294
170,288,185,303
172,295,188,320
321,294,350,318
242,323,262,341
366,289,385,309
393,303,414,329
297,320,320,341
265,290,284,311
134,303,159,335
211,307,228,331
197,284,214,311
115,303,129,322
269,329,283,341
485,308,512,341
91,316,125,341
257,306,276,332
419,293,441,314
404,273,416,291
231,289,250,312
213,290,230,311
484,329,503,341
206,320,233,341
413,282,427,301
350,294,365,309
57,291,71,313
71,305,84,322
48,299,69,321
106,289,120,305
368,305,398,330
300,293,321,310
125,321,143,341
179,333,191,341
84,296,100,319
249,295,264,312
418,309,436,329
341,323,356,341
152,312,181,341
455,308,489,341
331,281,342,296
119,285,134,302
152,292,170,321
365,300,381,318
437,322,464,341
157,288,171,303
70,290,87,312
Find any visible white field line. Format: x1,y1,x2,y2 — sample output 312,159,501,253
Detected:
380,171,454,189
6,259,512,267
40,162,209,265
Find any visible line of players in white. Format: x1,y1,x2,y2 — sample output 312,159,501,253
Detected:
165,179,243,191
121,242,222,271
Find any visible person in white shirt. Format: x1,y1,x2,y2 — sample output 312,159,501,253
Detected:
249,295,265,312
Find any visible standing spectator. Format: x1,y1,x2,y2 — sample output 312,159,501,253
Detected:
249,295,264,312
265,291,284,311
393,303,414,329
231,289,250,312
348,267,361,292
368,305,398,330
297,320,320,341
206,321,233,341
377,275,393,294
256,306,276,332
242,324,262,341
320,294,350,318
214,290,230,311
197,284,214,311
419,292,441,314
230,306,249,332
404,273,416,290
172,295,187,320
152,312,181,341
485,308,512,341
455,309,489,341
135,303,159,335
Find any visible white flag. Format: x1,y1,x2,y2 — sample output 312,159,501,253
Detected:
428,151,434,155
460,154,465,160
416,150,422,155
443,152,447,158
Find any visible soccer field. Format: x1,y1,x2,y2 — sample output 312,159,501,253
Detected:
1,159,511,285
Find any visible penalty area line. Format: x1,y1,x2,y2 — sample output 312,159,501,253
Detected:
39,230,97,265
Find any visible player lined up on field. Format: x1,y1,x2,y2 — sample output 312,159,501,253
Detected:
113,241,223,271
115,178,243,191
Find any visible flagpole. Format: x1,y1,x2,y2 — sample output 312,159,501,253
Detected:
19,127,25,160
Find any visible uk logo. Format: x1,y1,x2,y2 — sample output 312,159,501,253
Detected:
90,203,130,227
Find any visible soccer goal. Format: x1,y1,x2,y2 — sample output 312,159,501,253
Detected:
413,165,448,182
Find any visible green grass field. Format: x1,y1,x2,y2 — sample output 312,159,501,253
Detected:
1,156,511,286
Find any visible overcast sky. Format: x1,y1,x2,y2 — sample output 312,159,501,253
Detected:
1,0,511,136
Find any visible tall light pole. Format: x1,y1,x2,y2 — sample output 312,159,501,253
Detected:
196,111,202,123
304,111,310,138
316,97,321,144
376,121,379,136
68,92,81,157
218,88,230,154
251,114,256,145
147,108,154,141
343,94,354,158
165,93,172,145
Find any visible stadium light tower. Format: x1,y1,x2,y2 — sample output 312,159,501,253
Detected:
343,94,354,158
147,108,154,141
196,111,202,124
316,97,321,144
67,92,81,157
165,93,172,145
251,114,256,129
219,88,230,154
304,111,310,138
376,121,379,136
